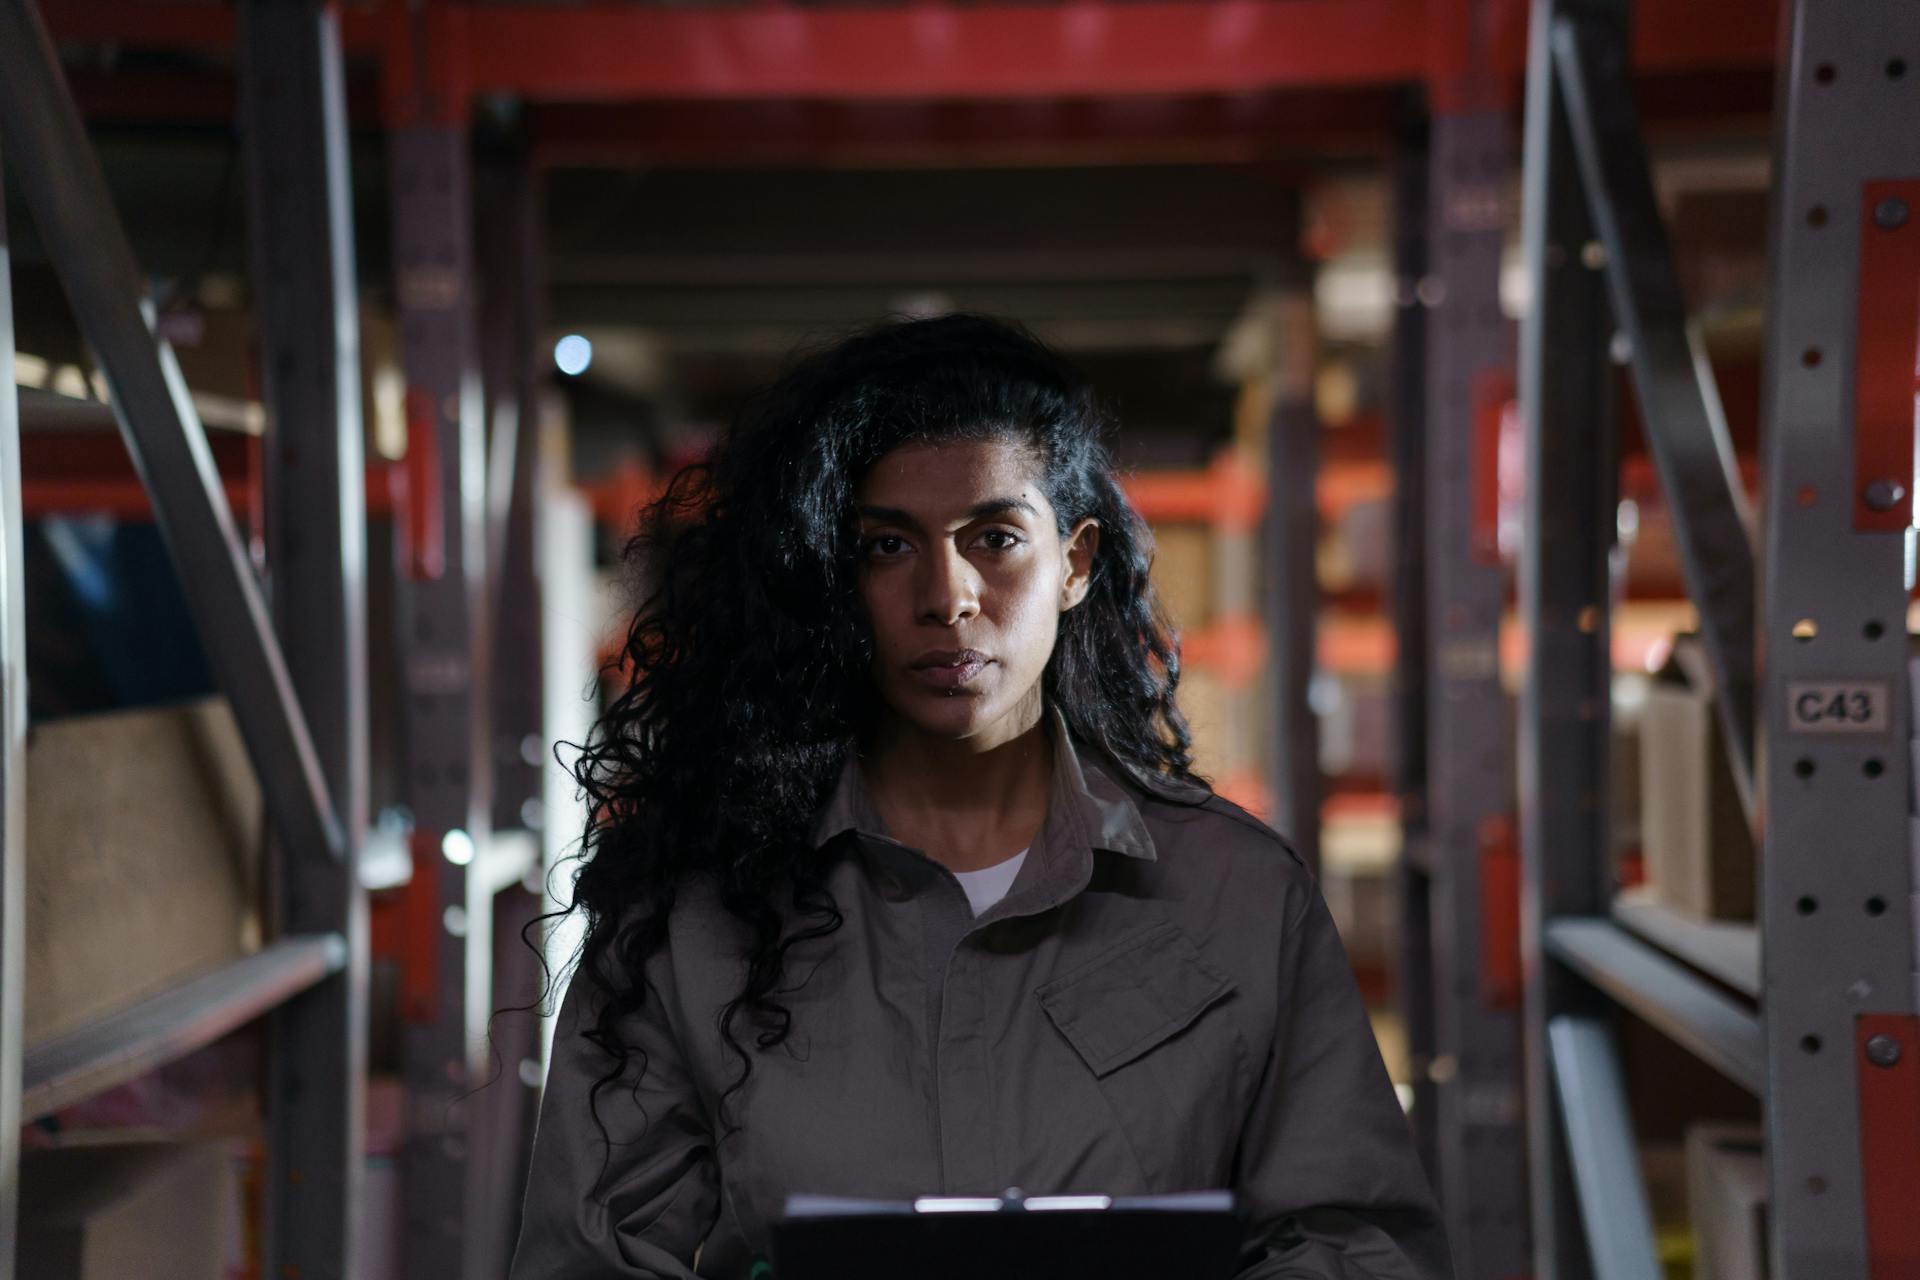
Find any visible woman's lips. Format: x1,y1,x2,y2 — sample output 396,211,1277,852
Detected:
910,660,990,690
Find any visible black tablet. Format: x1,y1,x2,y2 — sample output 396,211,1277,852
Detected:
771,1188,1242,1280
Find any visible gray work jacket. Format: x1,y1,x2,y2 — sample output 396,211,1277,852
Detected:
512,709,1451,1278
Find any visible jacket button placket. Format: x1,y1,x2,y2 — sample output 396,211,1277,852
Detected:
934,936,997,1193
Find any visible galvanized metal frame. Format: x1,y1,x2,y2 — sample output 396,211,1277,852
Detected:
0,0,345,872
0,1,363,1274
0,146,26,1280
1759,1,1920,1275
1422,105,1530,1278
390,116,493,1280
1521,0,1920,1276
238,0,371,1272
1516,2,1620,1277
473,147,548,1279
1265,264,1322,877
1386,104,1439,1183
1545,1016,1661,1280
1550,4,1759,827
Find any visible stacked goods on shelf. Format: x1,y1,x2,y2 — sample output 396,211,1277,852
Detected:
1685,1124,1769,1280
25,698,262,1045
1639,636,1755,921
18,1140,245,1280
1139,451,1269,817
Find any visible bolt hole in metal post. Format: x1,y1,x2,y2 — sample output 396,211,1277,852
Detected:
1866,896,1887,916
1864,757,1885,778
1801,1035,1823,1055
1802,346,1823,367
1815,62,1837,84
1807,1176,1828,1196
1798,895,1819,915
1794,759,1816,779
1808,204,1829,228
1888,57,1908,80
1864,619,1885,640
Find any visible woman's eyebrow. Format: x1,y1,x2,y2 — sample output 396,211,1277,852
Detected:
856,497,1038,526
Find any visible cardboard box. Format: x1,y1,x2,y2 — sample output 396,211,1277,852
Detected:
26,699,262,1046
1177,667,1270,788
18,1141,240,1280
1686,1124,1769,1280
1148,523,1212,631
1641,637,1756,921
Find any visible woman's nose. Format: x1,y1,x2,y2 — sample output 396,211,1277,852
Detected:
917,543,980,626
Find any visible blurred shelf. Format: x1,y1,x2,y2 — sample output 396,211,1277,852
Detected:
481,830,541,896
17,383,264,435
1611,886,1759,1000
360,827,540,896
22,933,346,1120
1545,917,1763,1095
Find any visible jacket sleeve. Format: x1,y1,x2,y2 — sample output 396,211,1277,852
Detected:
510,950,720,1279
1229,890,1455,1280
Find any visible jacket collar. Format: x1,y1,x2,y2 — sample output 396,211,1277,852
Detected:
808,704,1157,863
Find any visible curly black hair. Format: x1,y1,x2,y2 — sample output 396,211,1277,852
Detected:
559,313,1206,1164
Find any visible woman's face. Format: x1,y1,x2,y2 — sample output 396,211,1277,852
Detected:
855,437,1099,748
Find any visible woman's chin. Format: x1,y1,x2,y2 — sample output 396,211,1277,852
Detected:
881,685,1007,743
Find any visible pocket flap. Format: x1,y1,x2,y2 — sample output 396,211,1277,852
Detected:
1035,924,1236,1077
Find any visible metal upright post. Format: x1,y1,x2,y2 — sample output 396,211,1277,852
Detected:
0,148,27,1280
472,148,546,1277
1265,263,1321,875
1759,1,1920,1275
1516,1,1622,1276
1422,105,1530,1277
238,2,369,1273
387,15,491,1278
1550,3,1758,828
479,154,545,846
1385,105,1438,1183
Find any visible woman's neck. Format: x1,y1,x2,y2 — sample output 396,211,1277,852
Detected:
860,690,1053,874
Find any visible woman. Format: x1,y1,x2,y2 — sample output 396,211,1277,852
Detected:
512,315,1450,1279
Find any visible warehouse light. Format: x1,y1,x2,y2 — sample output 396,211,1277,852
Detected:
442,828,475,866
554,333,593,376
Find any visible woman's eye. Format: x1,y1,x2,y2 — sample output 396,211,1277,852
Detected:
978,530,1023,552
864,534,909,558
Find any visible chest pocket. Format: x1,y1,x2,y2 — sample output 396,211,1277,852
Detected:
1035,923,1236,1075
1032,923,1247,1191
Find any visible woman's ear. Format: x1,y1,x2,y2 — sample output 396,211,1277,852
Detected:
1060,518,1101,611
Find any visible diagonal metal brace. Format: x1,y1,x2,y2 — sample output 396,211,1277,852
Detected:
0,0,345,867
1551,11,1758,829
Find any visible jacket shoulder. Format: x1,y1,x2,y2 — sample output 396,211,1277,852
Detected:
1129,780,1316,883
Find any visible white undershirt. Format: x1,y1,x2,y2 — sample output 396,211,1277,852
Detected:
950,848,1029,916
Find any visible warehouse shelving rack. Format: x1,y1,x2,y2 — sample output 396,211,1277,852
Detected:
0,3,365,1277
0,2,555,1275
1518,0,1920,1277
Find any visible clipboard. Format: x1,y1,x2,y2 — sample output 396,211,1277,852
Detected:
770,1188,1242,1280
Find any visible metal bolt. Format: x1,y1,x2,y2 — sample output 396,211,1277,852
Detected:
1864,479,1907,511
1866,1034,1902,1067
1874,197,1909,230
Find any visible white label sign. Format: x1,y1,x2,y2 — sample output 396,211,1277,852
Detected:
1786,681,1891,733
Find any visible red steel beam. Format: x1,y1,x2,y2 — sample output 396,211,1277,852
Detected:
42,0,1776,103
459,0,1428,101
